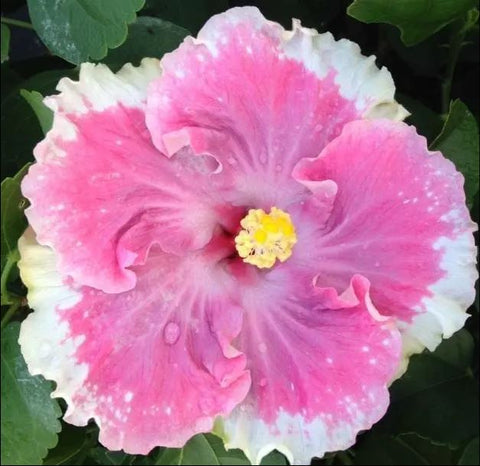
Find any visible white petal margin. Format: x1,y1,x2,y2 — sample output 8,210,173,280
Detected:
46,57,161,115
34,58,161,162
218,391,389,465
196,6,409,121
395,226,478,379
17,228,88,422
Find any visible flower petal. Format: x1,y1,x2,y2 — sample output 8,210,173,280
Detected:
22,60,239,293
18,228,251,454
146,6,406,194
219,275,401,464
294,119,477,365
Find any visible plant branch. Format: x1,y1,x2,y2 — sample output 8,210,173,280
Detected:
1,17,34,30
1,300,21,330
441,9,479,114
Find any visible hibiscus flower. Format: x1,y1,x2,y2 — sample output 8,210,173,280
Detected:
17,7,477,464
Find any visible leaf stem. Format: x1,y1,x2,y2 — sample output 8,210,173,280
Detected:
1,299,21,330
1,17,34,30
1,250,20,302
442,29,464,115
441,9,479,114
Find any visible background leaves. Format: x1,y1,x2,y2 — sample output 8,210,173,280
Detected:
1,23,10,62
0,0,478,465
26,0,145,64
347,0,476,45
103,16,189,71
1,323,62,465
431,100,479,208
1,163,29,305
377,330,479,447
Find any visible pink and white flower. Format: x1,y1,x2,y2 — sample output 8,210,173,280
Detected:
17,7,477,464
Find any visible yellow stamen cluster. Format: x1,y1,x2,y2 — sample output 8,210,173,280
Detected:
234,207,297,269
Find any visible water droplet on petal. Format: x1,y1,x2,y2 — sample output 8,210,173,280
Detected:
275,163,283,172
258,343,267,353
259,378,267,387
163,321,180,345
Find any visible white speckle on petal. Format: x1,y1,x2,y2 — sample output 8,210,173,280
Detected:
258,343,267,353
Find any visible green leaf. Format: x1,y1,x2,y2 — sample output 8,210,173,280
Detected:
378,330,479,446
20,89,53,135
352,433,428,465
104,16,190,71
204,434,250,465
1,164,30,304
459,437,480,465
154,433,288,465
155,434,221,465
260,451,288,465
27,0,145,64
1,68,76,178
20,68,78,96
203,433,287,465
347,0,476,45
1,88,41,178
1,322,62,465
42,424,88,465
397,433,455,464
1,24,10,63
88,446,133,465
431,100,479,208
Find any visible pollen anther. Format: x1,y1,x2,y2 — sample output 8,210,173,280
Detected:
234,207,297,268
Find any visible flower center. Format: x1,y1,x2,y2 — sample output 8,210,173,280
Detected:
234,207,297,268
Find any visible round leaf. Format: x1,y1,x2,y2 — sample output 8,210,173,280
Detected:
431,99,479,208
348,0,476,45
1,322,62,465
27,0,145,64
